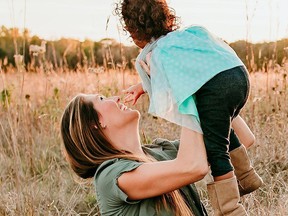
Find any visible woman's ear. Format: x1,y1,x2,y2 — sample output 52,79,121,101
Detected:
100,123,107,129
92,123,107,130
97,115,107,129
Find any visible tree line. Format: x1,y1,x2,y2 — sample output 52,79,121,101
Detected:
0,26,287,72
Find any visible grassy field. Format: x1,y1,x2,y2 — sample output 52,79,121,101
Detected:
0,64,287,215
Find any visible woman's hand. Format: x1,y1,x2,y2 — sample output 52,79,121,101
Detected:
122,82,145,105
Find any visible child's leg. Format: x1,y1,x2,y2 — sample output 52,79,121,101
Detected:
195,67,250,179
195,66,250,215
228,128,241,152
231,115,255,149
229,127,263,196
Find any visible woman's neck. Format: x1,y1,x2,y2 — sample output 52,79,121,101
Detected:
107,124,146,157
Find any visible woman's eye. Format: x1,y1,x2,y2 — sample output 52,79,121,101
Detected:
99,96,106,101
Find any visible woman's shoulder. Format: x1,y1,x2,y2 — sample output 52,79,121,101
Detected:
143,138,180,160
95,158,142,183
150,138,180,149
94,159,144,212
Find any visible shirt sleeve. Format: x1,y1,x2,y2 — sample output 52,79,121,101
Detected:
151,138,180,159
95,159,143,205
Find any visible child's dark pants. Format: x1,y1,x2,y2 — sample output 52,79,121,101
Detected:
195,66,250,177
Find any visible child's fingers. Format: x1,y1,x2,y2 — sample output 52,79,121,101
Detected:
132,98,138,105
139,60,150,74
124,95,134,103
146,52,152,66
124,94,131,101
125,98,134,104
124,93,134,99
122,89,131,94
122,85,137,94
139,60,149,70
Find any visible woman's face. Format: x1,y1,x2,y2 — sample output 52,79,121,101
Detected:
83,94,140,129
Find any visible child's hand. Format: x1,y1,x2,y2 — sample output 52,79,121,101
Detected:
123,82,145,105
139,60,150,76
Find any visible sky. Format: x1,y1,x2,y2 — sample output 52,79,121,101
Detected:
0,0,288,45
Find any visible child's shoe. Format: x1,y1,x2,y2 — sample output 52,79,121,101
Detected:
207,176,247,216
230,145,263,196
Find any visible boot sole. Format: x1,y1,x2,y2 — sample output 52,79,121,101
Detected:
239,177,263,196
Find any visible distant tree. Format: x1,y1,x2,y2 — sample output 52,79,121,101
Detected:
0,47,6,59
0,25,287,72
231,39,288,72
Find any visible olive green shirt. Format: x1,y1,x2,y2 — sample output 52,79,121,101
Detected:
94,138,207,216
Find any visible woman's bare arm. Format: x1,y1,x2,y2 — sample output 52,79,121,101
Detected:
118,127,208,200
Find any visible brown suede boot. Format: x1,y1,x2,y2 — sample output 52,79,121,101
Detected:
207,176,247,216
230,145,263,196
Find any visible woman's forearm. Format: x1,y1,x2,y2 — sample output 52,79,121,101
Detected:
176,127,208,181
118,128,208,200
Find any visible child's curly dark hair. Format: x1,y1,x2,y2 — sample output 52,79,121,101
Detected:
114,0,180,43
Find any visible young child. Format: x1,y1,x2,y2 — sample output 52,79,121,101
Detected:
115,0,263,215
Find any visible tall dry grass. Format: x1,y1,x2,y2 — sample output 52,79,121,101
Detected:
0,62,287,215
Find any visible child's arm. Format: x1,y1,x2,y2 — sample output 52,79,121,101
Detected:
138,52,152,76
144,52,152,75
123,82,145,105
123,53,152,105
232,116,255,149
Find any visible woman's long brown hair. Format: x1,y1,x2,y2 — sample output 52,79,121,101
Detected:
60,94,194,216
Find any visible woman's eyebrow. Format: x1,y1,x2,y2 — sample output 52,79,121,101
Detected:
92,94,100,101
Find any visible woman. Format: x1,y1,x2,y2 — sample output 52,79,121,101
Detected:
60,93,256,215
60,93,209,216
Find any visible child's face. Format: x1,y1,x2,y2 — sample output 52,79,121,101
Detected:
130,33,148,48
133,39,147,49
132,38,148,48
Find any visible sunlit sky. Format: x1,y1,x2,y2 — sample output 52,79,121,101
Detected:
0,0,288,45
